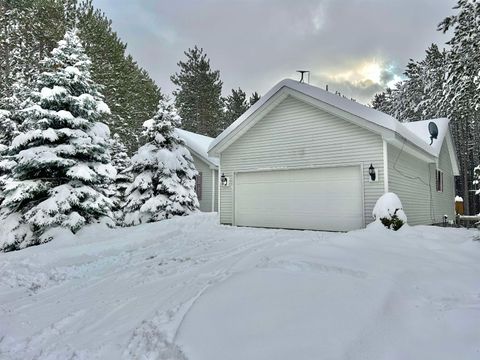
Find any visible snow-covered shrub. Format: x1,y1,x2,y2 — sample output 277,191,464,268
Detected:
123,100,199,226
0,30,115,251
372,192,407,231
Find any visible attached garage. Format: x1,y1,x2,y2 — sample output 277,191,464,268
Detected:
208,79,459,231
235,166,364,231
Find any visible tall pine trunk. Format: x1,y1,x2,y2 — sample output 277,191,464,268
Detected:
463,155,470,214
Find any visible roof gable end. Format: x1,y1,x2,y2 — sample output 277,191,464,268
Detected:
208,79,458,173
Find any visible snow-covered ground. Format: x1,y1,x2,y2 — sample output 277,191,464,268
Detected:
1,213,479,359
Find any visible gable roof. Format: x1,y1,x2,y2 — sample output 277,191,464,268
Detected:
208,79,459,174
403,119,459,174
176,128,219,168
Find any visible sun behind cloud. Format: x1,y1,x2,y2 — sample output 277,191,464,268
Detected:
312,58,403,103
325,59,386,86
359,61,382,84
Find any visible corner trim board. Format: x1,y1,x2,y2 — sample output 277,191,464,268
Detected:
211,168,216,212
383,139,389,193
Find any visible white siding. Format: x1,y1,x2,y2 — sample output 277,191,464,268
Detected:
387,142,455,225
220,95,385,226
191,154,217,212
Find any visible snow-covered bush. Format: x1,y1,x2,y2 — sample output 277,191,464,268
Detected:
372,192,407,231
0,30,115,251
123,100,199,226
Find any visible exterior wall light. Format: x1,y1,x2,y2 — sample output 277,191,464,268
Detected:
368,164,377,182
220,173,229,187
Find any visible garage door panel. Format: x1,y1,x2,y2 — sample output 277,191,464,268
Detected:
235,167,363,231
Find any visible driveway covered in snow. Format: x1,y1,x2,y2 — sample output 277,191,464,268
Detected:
0,213,479,359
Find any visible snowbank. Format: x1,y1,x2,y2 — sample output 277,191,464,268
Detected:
1,214,479,359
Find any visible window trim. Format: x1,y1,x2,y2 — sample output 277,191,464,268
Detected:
436,169,444,193
195,172,203,201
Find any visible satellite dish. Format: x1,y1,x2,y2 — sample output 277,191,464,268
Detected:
428,121,438,145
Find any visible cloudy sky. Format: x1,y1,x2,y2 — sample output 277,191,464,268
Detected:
92,0,455,104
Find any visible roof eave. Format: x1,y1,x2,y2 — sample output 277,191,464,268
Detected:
187,146,219,169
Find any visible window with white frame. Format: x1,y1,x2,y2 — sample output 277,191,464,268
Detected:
436,169,443,192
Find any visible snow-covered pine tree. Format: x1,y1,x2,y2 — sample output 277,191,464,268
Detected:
420,44,447,119
0,73,33,209
123,100,199,226
109,133,132,223
0,29,116,252
372,44,447,123
0,108,18,207
371,88,395,115
438,0,480,214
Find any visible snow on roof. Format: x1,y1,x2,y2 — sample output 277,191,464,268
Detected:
176,128,219,168
402,118,450,156
208,79,450,158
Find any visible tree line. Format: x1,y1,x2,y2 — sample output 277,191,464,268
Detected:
0,0,260,251
371,0,480,214
0,0,162,152
0,1,259,151
0,30,199,251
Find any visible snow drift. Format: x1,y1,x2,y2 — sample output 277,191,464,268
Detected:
0,214,479,359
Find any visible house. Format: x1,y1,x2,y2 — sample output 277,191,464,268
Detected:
176,128,219,212
208,79,459,231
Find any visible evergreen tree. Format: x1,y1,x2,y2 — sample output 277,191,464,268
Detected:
123,100,199,226
249,91,261,106
171,46,223,137
0,0,69,100
371,44,446,123
0,109,18,206
0,30,115,251
0,0,162,154
223,87,249,128
419,44,447,119
109,133,132,223
438,0,480,214
370,1,480,213
77,1,162,152
371,89,394,114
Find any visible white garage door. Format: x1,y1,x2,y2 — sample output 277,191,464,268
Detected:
234,166,363,231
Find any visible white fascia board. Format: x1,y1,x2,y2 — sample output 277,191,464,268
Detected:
446,131,460,176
